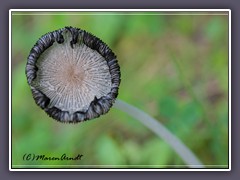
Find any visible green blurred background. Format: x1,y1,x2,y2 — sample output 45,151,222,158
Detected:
11,11,229,168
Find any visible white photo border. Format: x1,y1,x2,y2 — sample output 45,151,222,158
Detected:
9,9,231,172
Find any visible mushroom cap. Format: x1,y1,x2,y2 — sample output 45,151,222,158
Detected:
26,27,121,123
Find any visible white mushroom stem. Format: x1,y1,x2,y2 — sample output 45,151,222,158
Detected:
114,99,204,168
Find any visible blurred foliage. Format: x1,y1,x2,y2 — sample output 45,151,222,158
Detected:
11,11,229,168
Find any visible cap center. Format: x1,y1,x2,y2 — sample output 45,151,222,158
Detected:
65,64,85,85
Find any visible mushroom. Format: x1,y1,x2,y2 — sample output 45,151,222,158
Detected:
26,26,121,123
25,27,204,167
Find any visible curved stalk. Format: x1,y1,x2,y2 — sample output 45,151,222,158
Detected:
114,99,204,168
